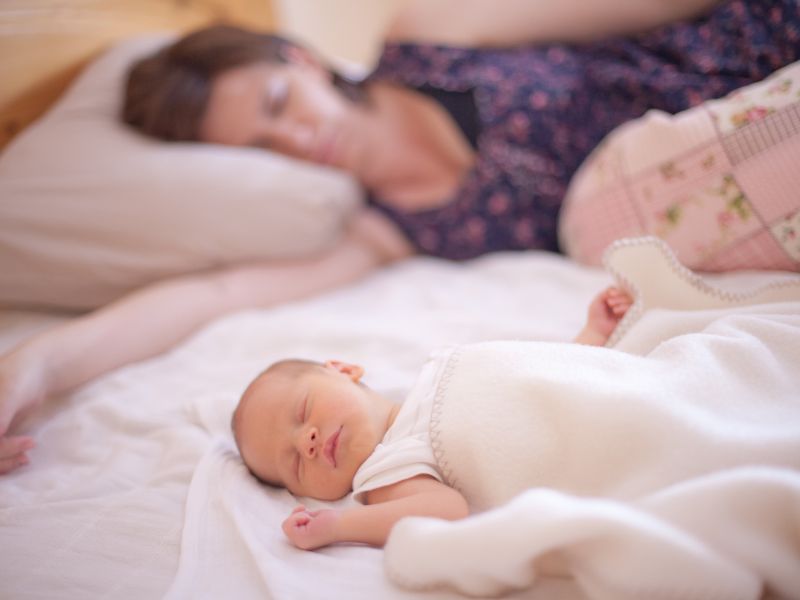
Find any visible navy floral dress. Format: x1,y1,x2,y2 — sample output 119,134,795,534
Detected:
365,0,800,259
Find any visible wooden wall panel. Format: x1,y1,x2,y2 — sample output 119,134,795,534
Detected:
0,0,275,150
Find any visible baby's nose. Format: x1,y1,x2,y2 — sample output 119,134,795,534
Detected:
301,427,319,459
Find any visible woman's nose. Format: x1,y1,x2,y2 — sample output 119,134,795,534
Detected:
263,121,315,157
298,426,320,459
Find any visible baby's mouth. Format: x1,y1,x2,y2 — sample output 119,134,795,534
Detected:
323,427,342,468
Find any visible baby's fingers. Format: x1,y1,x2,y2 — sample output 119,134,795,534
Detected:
606,288,632,314
609,298,633,316
606,287,630,301
282,512,310,537
292,511,312,526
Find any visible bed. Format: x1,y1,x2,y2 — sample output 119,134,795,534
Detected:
2,3,800,600
3,242,799,599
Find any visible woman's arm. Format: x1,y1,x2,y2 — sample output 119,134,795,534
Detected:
282,475,469,550
0,210,412,468
387,0,723,47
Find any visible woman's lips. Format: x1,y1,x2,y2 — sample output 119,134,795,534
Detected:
323,427,342,468
313,129,340,166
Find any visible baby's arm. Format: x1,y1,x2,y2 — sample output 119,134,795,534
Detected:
574,286,633,346
282,475,468,550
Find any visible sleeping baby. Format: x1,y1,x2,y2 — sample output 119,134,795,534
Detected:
231,286,632,550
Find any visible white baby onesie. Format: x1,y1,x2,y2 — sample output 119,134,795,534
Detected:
351,351,448,503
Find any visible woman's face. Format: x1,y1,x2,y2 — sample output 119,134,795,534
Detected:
199,59,365,173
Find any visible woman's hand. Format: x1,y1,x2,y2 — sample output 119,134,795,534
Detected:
0,435,35,475
282,505,340,550
348,209,414,264
0,346,47,475
575,286,633,346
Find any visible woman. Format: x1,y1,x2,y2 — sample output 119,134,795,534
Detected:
1,0,798,473
122,0,800,259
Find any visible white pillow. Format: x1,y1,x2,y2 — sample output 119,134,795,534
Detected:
0,35,363,310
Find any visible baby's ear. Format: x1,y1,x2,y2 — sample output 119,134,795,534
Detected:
324,360,364,382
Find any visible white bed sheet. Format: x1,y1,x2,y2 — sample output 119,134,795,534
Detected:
0,251,790,599
0,252,604,599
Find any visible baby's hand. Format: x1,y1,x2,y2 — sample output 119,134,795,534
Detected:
282,505,339,550
578,286,634,346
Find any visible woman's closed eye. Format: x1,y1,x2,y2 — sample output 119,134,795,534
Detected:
265,77,289,118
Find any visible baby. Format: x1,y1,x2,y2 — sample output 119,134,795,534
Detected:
232,286,632,550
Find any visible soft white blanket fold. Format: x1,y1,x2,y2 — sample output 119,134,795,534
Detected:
165,437,406,600
384,240,800,599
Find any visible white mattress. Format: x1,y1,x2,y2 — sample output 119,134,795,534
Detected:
1,251,789,599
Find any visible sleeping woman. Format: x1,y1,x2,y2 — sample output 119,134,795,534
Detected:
1,0,799,473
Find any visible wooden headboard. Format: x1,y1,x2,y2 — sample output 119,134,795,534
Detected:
0,0,275,151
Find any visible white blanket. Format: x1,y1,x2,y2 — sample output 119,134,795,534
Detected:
384,240,800,599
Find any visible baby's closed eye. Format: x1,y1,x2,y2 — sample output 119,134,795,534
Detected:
298,395,308,422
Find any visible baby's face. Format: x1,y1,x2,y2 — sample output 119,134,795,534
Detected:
236,361,389,500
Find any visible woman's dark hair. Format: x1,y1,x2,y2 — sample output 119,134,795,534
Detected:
122,24,364,142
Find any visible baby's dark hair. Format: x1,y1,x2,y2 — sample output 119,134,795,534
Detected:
231,358,322,483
